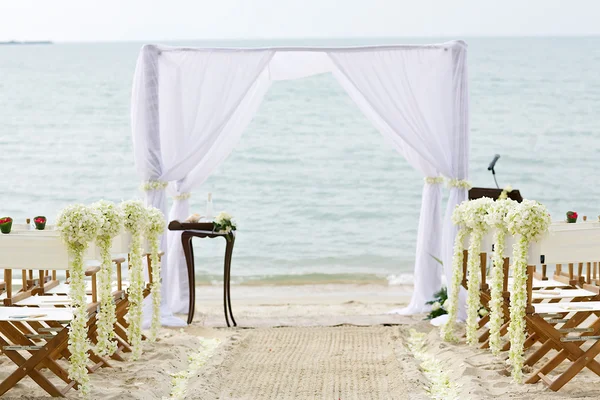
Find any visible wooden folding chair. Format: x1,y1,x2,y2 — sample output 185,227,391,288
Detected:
522,265,600,390
0,231,109,396
0,307,78,397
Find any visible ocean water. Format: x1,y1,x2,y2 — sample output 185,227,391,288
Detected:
1,37,600,286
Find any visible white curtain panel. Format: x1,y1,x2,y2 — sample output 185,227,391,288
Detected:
166,68,273,312
131,45,184,327
330,66,443,314
130,42,470,324
328,42,469,314
131,45,274,321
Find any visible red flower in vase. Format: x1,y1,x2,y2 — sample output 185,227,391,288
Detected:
0,217,12,225
34,217,46,224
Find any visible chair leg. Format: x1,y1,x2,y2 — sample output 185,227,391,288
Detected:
0,322,73,397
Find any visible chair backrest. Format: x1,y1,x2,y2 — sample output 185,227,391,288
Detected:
0,233,86,270
528,223,600,265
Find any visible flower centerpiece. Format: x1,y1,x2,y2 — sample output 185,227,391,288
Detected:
34,215,47,230
566,211,578,223
213,212,236,241
55,204,101,397
505,199,551,382
145,206,165,341
0,217,12,234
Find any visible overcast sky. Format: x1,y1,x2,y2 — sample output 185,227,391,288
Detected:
1,0,599,42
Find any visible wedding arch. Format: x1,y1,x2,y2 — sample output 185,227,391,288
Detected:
130,41,470,325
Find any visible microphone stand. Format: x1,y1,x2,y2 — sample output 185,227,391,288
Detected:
491,166,499,189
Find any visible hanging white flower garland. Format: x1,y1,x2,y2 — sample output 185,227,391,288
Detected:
121,200,148,360
145,206,165,341
504,199,550,382
484,199,517,356
441,201,470,342
463,197,494,345
56,204,101,398
91,200,123,357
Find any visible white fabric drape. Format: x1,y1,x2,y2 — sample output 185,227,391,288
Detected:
327,44,468,314
130,41,470,324
441,45,471,319
131,45,274,322
165,68,273,312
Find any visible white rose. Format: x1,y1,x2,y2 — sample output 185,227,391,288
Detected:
479,308,489,317
431,301,441,311
442,299,450,310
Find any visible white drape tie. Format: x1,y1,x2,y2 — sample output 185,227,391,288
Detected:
172,192,191,201
424,176,444,185
141,180,169,191
447,178,472,190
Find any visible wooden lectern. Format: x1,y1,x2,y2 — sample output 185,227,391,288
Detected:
469,187,523,202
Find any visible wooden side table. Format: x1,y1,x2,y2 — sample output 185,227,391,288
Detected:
168,221,236,327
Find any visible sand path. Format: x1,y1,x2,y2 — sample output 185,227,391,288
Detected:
190,326,411,399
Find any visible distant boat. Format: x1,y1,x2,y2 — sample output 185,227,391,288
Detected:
0,40,53,45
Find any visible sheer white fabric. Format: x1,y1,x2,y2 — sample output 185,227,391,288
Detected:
328,44,468,314
130,41,470,324
131,45,274,322
166,68,273,312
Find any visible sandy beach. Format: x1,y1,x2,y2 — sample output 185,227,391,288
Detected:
1,284,599,399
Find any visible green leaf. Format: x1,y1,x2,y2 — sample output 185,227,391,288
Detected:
428,253,444,266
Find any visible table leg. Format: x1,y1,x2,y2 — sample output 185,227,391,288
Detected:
225,235,236,327
222,238,231,328
181,233,196,325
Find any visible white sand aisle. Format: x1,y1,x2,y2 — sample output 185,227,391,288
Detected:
189,326,413,400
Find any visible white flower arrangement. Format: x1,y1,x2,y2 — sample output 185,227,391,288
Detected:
141,180,169,192
425,176,445,185
447,178,472,190
484,199,517,356
462,197,494,346
91,200,124,357
56,204,102,397
121,200,148,360
145,206,165,341
504,199,551,382
407,329,460,400
498,184,513,200
441,201,470,342
213,212,237,240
